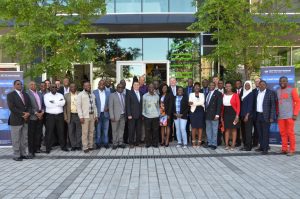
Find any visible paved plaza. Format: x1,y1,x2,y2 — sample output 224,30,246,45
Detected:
0,122,300,199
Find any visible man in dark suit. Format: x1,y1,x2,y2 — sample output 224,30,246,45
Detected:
126,81,143,148
252,77,261,147
254,80,276,155
7,80,32,161
204,82,222,150
235,79,243,147
27,81,44,156
184,78,194,98
169,77,178,141
120,79,130,144
58,78,70,95
200,79,209,97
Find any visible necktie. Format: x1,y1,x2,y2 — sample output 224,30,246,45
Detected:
120,93,125,112
136,91,140,102
206,92,211,107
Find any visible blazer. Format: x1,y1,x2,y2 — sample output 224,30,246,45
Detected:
189,92,205,113
200,87,209,97
93,89,110,118
170,86,178,97
64,91,79,123
254,89,276,122
109,92,126,121
172,95,189,119
205,90,223,120
159,93,173,116
184,86,194,98
77,91,97,119
240,92,254,118
126,90,143,119
27,90,44,120
7,90,31,126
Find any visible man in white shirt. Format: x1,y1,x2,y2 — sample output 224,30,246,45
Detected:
217,80,224,94
44,84,68,153
93,80,110,149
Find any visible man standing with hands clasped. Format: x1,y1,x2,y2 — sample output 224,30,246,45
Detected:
109,83,126,149
7,80,31,161
277,76,300,156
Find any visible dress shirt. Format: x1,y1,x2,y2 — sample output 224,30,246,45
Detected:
64,87,69,94
117,92,125,114
134,90,140,102
44,92,65,114
30,89,42,111
236,88,242,95
15,90,25,104
217,88,224,94
206,90,214,105
70,92,78,113
171,86,176,96
256,89,266,112
98,89,106,112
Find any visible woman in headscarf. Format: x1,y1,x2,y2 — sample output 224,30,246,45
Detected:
240,80,254,151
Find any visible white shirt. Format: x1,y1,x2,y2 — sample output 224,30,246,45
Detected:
171,86,176,96
256,89,266,113
217,88,224,94
15,90,24,103
134,90,140,102
98,89,106,112
64,87,69,94
44,92,65,114
223,94,233,106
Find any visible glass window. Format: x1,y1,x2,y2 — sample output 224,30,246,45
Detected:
116,0,141,13
143,38,169,60
106,0,115,14
262,47,291,66
170,0,195,13
118,38,143,60
143,0,168,13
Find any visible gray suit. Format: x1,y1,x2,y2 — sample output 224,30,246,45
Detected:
64,92,82,148
109,92,126,146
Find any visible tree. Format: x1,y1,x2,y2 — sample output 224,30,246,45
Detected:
189,0,299,79
0,0,106,79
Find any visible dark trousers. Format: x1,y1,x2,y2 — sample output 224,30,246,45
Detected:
186,116,191,143
28,119,43,154
128,118,142,145
123,120,129,144
241,117,253,149
145,117,159,146
68,113,82,148
256,113,270,152
45,113,65,151
236,126,241,146
252,122,259,147
108,121,112,144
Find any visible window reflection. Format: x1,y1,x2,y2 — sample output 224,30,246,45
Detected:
170,0,195,12
118,39,143,60
143,0,168,13
116,0,141,13
143,38,168,60
106,0,115,14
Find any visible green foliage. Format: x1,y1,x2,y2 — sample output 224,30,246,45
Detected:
0,0,106,79
189,0,299,78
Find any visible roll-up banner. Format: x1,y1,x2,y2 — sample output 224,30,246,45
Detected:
260,66,295,145
0,71,23,147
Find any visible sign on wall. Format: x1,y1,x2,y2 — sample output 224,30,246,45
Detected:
0,71,23,147
260,66,295,145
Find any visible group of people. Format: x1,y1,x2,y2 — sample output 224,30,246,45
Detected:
7,75,299,161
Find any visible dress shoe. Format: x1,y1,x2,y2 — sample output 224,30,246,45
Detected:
261,151,268,155
71,147,77,151
45,150,51,154
83,149,89,153
104,144,110,149
13,157,23,161
255,148,262,152
210,146,217,150
152,145,158,148
61,148,69,152
88,148,94,151
21,155,33,159
119,144,126,149
145,145,151,148
112,145,117,150
76,147,82,151
203,144,209,148
129,145,134,149
287,152,295,156
96,145,101,149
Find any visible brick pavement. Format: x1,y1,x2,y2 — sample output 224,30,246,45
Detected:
0,120,299,199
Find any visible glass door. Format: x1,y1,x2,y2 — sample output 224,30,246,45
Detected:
116,61,146,90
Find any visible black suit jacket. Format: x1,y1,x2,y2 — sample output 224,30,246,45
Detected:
172,95,189,119
7,90,31,126
159,94,173,116
205,90,223,120
253,89,276,121
126,90,143,119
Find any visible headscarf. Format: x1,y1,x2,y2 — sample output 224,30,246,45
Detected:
242,80,253,101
